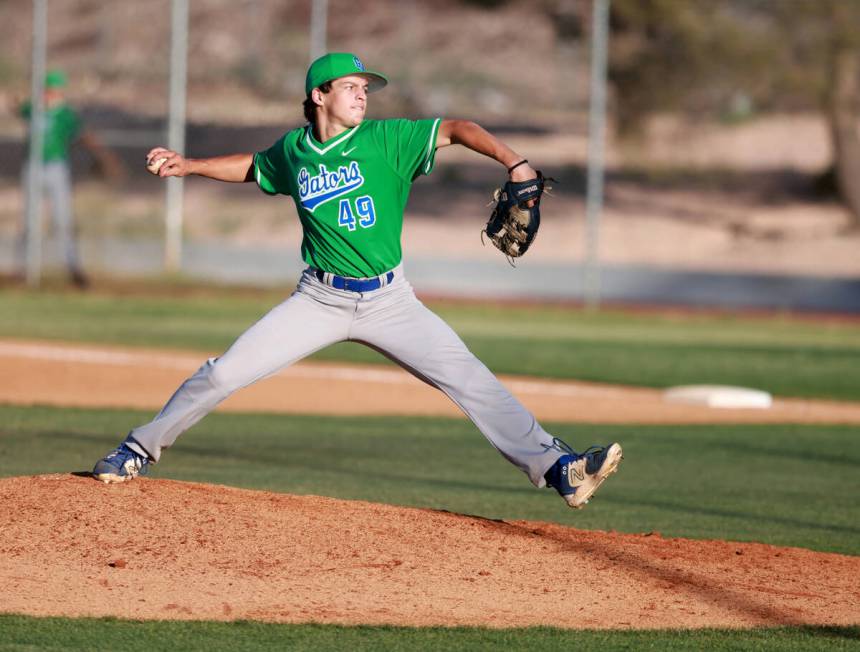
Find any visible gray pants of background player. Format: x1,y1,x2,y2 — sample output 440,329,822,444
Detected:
20,161,82,273
125,265,562,487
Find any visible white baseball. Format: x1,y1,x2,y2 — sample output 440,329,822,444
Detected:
146,157,168,175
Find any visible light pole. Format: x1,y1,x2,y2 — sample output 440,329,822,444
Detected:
584,0,610,309
25,0,47,287
165,0,188,272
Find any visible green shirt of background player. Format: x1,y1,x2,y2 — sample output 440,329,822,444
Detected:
20,70,82,163
146,55,539,255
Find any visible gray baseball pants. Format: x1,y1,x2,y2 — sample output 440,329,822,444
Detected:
20,161,82,273
125,265,562,487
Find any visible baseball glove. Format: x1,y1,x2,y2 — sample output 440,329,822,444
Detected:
483,171,549,263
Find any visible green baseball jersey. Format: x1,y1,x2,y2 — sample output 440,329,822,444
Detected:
254,118,441,278
21,102,81,162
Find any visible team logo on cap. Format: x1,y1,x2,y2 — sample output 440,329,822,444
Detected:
353,56,365,71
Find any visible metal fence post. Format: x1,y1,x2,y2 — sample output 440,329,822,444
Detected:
165,0,188,272
25,0,47,288
584,0,610,309
310,0,328,63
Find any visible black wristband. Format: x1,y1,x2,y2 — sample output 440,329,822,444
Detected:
507,159,528,174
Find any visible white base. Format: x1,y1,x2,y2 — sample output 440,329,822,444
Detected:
663,385,773,409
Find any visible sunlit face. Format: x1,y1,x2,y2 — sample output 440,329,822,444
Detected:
44,88,64,107
318,75,371,128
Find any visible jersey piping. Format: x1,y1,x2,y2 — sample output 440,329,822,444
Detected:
304,125,359,155
422,119,441,175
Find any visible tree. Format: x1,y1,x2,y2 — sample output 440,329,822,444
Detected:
607,0,860,229
608,0,773,134
821,0,860,231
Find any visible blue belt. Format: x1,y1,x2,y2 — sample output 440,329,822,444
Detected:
314,269,395,292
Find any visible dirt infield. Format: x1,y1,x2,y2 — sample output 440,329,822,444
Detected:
1,475,858,629
3,339,860,424
2,338,859,630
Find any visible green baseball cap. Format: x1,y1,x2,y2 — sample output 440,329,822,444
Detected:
305,53,387,95
45,70,67,88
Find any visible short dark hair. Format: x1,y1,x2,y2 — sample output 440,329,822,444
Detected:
303,81,332,123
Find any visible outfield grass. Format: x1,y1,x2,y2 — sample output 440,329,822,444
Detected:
1,615,857,652
0,286,859,400
2,404,858,555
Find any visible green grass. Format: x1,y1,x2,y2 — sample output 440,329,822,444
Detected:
2,405,858,555
3,285,858,650
0,615,857,652
0,286,859,400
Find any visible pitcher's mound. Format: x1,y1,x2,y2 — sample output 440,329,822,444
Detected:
0,474,857,629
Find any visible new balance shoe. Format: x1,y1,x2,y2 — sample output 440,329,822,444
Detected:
545,442,622,509
92,442,150,484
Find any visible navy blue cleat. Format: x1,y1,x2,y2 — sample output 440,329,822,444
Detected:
545,442,623,509
92,442,150,484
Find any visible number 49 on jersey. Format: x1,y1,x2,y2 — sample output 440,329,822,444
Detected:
338,195,376,231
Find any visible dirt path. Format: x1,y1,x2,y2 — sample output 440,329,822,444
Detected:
3,339,860,424
1,475,857,629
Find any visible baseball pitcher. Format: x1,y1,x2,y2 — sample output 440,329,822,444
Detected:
93,53,622,509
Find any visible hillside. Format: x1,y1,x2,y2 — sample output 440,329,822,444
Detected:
0,1,858,282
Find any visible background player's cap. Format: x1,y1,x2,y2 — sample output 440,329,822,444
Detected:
45,69,67,88
305,53,388,95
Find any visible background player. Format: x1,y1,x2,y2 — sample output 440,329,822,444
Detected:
19,69,124,287
93,53,622,509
